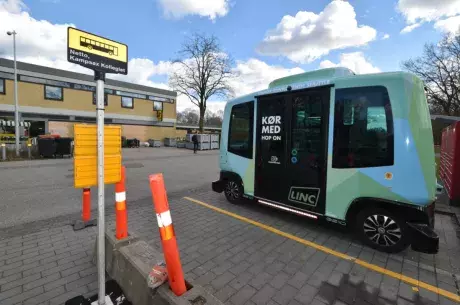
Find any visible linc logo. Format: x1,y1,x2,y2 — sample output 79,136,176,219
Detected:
288,187,320,206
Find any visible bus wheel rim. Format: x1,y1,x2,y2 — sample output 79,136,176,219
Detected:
226,181,239,199
363,214,401,247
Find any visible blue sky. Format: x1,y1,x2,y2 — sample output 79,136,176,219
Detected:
1,0,460,111
24,0,443,70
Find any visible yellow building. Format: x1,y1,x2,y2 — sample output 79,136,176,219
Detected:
0,58,178,141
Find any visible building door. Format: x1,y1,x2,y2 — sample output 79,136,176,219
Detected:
255,88,330,215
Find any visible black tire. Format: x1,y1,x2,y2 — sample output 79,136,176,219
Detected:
224,179,243,204
355,207,410,253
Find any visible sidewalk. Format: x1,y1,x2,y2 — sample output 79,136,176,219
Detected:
0,215,98,305
0,187,201,305
435,192,460,228
1,189,459,305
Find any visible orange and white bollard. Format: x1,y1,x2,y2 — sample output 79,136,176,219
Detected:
149,173,187,296
115,166,128,239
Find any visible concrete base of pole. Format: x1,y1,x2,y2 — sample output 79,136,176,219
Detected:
94,230,224,305
72,219,97,231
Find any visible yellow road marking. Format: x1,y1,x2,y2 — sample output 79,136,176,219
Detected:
183,196,460,303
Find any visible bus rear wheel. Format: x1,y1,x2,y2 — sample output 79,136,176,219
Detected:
224,180,243,204
355,208,410,253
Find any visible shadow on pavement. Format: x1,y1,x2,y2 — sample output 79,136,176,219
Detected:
317,273,438,305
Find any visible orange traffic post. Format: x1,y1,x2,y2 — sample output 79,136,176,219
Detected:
73,187,96,231
115,166,128,239
82,188,91,222
149,173,187,296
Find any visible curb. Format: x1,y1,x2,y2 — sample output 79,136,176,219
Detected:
95,230,223,305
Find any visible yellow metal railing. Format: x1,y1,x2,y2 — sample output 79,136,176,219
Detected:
0,134,32,145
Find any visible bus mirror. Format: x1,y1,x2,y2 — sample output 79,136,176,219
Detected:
343,100,354,125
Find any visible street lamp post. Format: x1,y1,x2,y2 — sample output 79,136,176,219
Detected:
7,30,20,157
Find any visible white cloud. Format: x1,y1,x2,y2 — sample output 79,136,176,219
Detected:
400,23,422,33
434,15,460,33
319,52,380,74
178,58,304,112
230,58,304,96
206,101,227,114
397,0,460,24
0,0,74,60
256,0,376,63
0,0,194,112
397,0,460,33
157,0,229,20
382,33,390,40
0,0,25,14
110,58,173,87
0,0,306,115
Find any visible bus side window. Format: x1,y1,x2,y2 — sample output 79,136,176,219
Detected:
343,99,354,125
228,101,254,159
332,86,394,168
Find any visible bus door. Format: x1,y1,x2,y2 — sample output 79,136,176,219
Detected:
255,88,330,215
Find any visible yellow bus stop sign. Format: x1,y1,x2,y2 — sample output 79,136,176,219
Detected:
73,124,122,188
67,27,128,75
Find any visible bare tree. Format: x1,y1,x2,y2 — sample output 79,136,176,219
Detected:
169,33,234,132
204,111,223,127
402,31,460,116
176,108,199,125
177,108,223,127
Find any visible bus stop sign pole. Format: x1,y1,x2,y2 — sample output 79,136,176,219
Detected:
67,27,128,305
95,70,106,305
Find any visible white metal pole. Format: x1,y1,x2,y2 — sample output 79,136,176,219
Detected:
12,31,20,157
95,72,105,305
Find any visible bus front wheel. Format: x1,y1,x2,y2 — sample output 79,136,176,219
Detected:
224,180,243,204
355,208,410,253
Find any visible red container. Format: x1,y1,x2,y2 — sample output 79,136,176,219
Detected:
38,134,61,139
439,122,460,206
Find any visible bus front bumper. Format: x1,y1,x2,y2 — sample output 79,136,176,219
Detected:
407,222,439,254
212,179,224,193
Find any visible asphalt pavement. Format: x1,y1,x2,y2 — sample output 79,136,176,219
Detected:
0,147,459,305
0,147,218,228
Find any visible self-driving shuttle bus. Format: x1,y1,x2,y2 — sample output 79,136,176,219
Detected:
212,68,439,254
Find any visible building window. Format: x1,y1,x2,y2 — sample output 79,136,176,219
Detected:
44,85,63,101
93,92,108,106
121,96,133,109
332,86,394,168
21,75,71,88
149,95,174,103
153,101,163,111
116,90,146,99
0,79,5,94
228,101,254,159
